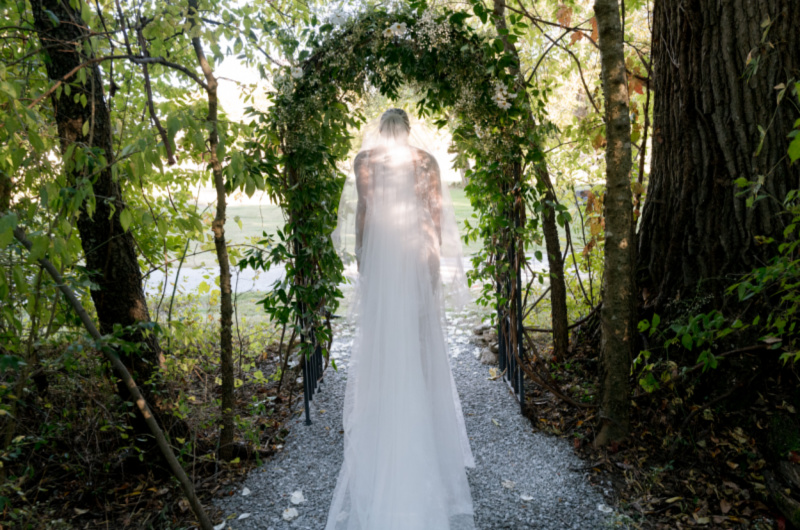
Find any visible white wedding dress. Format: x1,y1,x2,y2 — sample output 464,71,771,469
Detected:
326,115,476,530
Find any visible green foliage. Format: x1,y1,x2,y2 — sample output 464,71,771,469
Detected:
633,191,800,392
729,193,800,364
0,288,284,523
0,0,318,520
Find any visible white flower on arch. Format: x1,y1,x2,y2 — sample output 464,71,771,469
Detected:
390,22,407,35
330,11,347,26
291,66,304,79
492,80,517,110
384,21,408,38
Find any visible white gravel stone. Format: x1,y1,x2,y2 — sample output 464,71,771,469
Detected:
290,491,305,505
281,508,299,522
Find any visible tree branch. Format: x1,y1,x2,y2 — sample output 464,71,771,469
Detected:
633,80,651,215
136,26,176,165
507,2,600,50
526,27,571,85
27,53,208,109
509,0,601,114
525,303,601,333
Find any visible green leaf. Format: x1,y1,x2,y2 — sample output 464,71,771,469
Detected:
681,333,693,351
473,3,488,23
737,282,748,300
0,214,18,250
493,38,505,53
12,266,28,295
119,209,132,232
733,177,749,188
754,125,766,156
28,235,49,262
450,12,469,26
81,120,89,136
0,81,17,98
28,130,45,152
44,9,60,26
81,1,92,24
789,133,800,163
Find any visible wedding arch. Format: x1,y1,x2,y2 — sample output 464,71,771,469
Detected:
241,4,547,422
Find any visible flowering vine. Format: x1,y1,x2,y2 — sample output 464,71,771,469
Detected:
241,3,546,359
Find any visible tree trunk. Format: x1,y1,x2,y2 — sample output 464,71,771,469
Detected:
538,166,570,360
492,0,570,360
30,0,167,432
594,0,635,446
638,0,800,309
189,0,236,461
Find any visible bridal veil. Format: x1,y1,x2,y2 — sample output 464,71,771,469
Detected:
326,109,476,530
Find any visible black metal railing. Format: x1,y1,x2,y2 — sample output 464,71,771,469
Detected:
292,232,327,426
497,261,525,411
497,173,525,412
301,339,324,425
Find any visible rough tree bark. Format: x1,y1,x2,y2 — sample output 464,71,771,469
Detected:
493,0,570,360
188,0,236,461
638,0,800,310
30,0,167,432
594,0,634,446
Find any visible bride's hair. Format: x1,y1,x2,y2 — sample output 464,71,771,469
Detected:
379,108,410,142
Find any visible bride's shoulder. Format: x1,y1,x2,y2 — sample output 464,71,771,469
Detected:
354,150,374,171
410,147,439,170
354,147,385,162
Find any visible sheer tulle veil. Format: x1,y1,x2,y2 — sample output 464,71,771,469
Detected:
325,109,476,529
331,111,471,310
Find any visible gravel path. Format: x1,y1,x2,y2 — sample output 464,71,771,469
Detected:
214,309,615,529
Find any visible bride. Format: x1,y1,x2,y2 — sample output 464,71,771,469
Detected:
326,109,476,529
